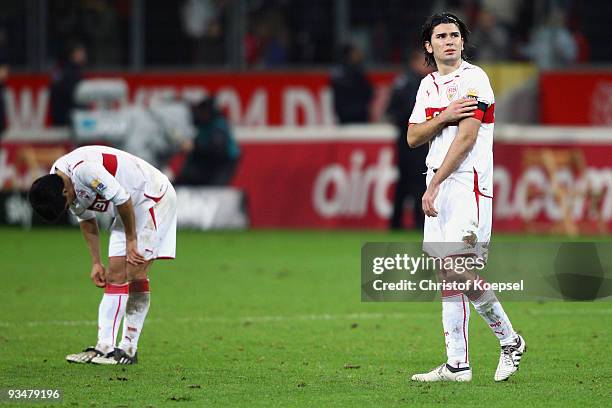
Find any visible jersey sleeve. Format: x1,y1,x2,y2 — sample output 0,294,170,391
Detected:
461,68,495,122
74,162,130,206
408,79,428,124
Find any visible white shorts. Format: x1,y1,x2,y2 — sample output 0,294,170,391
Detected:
109,184,177,261
423,172,492,260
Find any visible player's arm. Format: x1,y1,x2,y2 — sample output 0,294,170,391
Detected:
75,162,145,266
115,198,146,266
79,218,106,287
422,117,481,217
407,98,478,148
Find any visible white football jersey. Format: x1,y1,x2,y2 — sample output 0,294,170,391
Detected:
409,60,494,196
51,145,169,221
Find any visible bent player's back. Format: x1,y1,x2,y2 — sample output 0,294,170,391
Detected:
52,145,169,206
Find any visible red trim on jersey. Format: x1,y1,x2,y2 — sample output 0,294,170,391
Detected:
149,207,157,230
474,169,481,224
430,73,439,95
102,153,118,176
483,103,495,123
73,160,85,170
424,107,460,126
443,79,453,85
104,283,129,295
144,191,166,203
473,109,485,121
473,168,493,224
129,279,150,293
473,103,495,123
473,168,493,199
425,107,445,121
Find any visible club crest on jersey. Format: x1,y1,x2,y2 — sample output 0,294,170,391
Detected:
77,189,92,200
91,179,107,193
446,83,458,101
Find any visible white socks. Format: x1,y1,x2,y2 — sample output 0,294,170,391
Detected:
95,283,129,354
439,277,518,370
118,279,151,357
470,289,517,346
442,292,470,369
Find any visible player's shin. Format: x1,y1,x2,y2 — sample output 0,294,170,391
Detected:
468,276,517,345
118,279,150,357
96,283,129,354
442,291,470,369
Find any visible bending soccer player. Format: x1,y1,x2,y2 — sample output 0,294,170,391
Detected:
28,145,177,365
407,13,526,382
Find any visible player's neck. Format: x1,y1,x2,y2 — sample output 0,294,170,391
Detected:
436,59,463,76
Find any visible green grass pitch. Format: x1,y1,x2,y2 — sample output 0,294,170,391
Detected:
1,227,611,407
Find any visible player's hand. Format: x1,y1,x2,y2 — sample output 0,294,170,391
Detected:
126,238,146,265
439,98,477,124
90,263,106,288
422,182,440,217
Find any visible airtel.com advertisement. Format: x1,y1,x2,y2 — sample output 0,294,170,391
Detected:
231,139,612,232
2,137,612,232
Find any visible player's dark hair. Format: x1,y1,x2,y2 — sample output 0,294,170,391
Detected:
28,174,67,222
420,12,470,68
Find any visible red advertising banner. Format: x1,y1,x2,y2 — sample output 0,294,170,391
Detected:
5,71,396,129
230,131,612,233
233,140,397,229
2,129,612,234
11,70,612,130
540,71,612,125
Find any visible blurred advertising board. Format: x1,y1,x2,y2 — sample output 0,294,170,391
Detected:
4,72,394,128
2,126,611,233
0,139,247,230
4,65,534,129
540,71,612,125
230,126,612,233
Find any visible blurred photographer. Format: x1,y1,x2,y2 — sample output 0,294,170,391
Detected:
176,97,240,186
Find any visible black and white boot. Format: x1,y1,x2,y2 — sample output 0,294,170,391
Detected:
495,334,526,381
91,348,138,365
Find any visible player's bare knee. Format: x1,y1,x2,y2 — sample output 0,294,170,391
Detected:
107,257,127,284
127,261,152,282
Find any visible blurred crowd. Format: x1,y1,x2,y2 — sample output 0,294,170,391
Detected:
0,0,600,69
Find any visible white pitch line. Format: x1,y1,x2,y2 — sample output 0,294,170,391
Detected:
0,309,611,328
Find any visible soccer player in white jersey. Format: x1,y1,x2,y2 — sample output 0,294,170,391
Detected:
407,13,526,382
28,145,177,365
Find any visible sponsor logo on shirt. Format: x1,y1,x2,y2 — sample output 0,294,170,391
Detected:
466,88,479,99
425,107,446,120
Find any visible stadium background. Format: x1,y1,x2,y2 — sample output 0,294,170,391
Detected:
1,1,611,407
